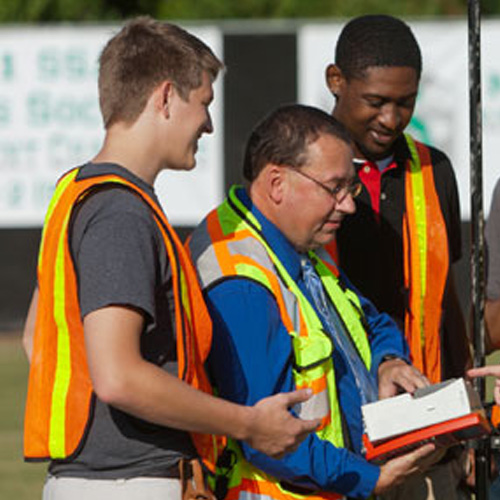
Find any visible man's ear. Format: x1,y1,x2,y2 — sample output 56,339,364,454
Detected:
267,164,285,204
325,64,345,98
157,81,175,117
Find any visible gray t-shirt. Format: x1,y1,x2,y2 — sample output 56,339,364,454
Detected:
486,179,500,300
49,163,196,479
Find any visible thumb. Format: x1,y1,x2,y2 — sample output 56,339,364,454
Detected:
467,365,500,378
282,388,313,407
407,443,436,463
467,367,488,378
378,383,396,400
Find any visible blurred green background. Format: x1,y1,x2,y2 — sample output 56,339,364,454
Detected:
0,0,499,23
0,335,45,499
2,1,499,498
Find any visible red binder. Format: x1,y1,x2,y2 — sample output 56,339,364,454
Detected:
363,412,491,463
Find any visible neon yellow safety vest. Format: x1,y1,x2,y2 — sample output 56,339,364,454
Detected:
188,186,373,500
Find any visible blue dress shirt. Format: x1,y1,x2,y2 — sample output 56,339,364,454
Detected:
205,188,409,499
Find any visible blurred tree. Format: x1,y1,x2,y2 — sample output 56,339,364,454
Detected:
0,0,158,22
156,0,500,20
0,0,498,23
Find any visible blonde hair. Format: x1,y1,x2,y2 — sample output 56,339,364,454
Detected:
98,16,223,128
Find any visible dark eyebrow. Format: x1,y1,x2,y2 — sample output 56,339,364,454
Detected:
362,92,417,102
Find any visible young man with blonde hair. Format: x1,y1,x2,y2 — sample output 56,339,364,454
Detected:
22,17,317,500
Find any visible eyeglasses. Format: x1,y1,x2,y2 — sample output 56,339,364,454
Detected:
287,166,362,202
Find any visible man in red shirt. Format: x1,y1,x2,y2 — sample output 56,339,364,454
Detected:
326,14,472,499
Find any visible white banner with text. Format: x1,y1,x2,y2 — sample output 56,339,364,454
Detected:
299,19,500,220
0,24,223,227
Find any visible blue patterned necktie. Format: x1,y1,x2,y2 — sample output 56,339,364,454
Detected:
300,256,378,405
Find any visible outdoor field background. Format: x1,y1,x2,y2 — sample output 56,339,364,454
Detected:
1,333,45,499
1,330,500,499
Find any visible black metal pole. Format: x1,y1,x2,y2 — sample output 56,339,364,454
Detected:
468,0,489,497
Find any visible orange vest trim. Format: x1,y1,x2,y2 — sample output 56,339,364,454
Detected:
25,168,217,463
202,210,298,333
403,138,448,384
224,477,342,500
491,405,500,429
324,240,340,273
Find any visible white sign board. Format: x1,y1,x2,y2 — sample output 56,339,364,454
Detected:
0,24,223,227
299,20,500,220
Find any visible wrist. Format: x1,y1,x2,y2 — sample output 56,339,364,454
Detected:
380,354,402,364
232,404,254,442
378,355,410,374
373,464,390,495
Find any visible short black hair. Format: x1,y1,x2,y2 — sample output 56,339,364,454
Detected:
335,15,422,80
243,104,351,182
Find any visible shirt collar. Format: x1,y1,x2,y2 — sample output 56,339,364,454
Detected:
234,187,304,282
353,134,411,173
78,162,158,200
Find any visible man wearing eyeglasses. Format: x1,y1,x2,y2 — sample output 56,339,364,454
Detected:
188,104,437,500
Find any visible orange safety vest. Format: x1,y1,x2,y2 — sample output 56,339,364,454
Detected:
24,167,219,465
402,135,448,384
326,134,448,384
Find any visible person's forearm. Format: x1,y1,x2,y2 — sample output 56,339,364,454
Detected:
92,350,318,458
366,311,409,370
22,288,38,362
253,440,379,498
96,355,255,439
84,304,318,457
486,299,500,352
85,304,255,438
355,282,409,363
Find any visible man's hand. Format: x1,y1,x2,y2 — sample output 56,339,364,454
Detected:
373,443,438,494
245,389,320,458
468,365,500,405
378,358,429,399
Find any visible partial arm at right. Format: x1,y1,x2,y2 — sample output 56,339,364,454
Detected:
485,299,500,353
22,287,38,362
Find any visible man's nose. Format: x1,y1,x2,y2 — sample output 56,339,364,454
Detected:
379,103,401,131
204,113,214,134
337,191,356,215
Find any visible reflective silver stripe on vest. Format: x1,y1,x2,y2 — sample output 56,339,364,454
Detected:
238,491,346,500
228,238,271,264
238,493,274,500
293,388,330,420
189,219,224,289
225,238,301,325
